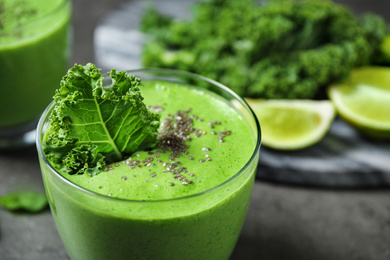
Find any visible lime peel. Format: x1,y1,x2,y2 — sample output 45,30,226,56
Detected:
246,99,335,150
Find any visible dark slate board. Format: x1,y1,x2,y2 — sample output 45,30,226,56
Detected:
93,0,390,188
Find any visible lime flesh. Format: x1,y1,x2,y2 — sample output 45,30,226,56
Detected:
247,99,335,150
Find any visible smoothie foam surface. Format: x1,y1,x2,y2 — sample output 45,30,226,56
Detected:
0,0,69,46
59,81,256,201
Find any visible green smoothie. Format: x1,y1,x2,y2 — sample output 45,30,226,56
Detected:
0,0,71,130
38,70,260,260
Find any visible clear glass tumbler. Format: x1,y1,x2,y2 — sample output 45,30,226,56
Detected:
37,69,261,260
0,0,72,150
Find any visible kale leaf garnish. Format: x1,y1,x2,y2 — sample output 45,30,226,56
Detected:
43,63,160,176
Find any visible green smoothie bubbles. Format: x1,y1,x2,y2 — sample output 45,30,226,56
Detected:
37,69,261,260
0,0,71,149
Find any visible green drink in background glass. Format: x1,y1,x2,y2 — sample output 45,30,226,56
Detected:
0,0,71,149
37,69,261,260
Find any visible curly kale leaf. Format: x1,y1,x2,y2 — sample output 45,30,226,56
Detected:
43,63,160,176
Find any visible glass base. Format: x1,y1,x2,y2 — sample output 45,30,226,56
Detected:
0,121,38,151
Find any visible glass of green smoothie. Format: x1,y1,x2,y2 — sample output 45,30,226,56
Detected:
37,68,261,260
0,0,71,149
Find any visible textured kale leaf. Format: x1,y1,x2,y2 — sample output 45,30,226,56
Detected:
43,63,160,176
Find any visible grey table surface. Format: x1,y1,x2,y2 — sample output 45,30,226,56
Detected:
1,0,390,260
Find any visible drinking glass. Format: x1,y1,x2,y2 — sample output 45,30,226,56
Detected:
37,69,261,260
0,0,72,150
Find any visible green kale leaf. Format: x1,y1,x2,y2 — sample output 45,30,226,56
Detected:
0,191,48,213
43,63,160,176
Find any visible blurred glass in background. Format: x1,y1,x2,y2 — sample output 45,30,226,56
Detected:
0,0,72,150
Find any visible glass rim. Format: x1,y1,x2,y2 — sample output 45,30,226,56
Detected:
36,68,261,203
0,0,70,34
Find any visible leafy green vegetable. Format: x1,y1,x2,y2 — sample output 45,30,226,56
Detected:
140,0,389,99
43,63,160,176
0,191,48,213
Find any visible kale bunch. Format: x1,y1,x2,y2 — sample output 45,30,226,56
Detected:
140,0,388,99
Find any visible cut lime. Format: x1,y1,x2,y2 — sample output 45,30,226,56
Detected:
328,67,390,139
379,35,390,64
246,99,335,150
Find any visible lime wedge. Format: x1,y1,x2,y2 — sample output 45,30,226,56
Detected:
246,99,335,150
379,35,390,64
328,67,390,139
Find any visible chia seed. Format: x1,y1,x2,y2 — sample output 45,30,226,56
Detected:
148,105,164,114
154,108,220,186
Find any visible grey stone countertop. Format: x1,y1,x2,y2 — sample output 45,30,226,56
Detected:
1,0,390,259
